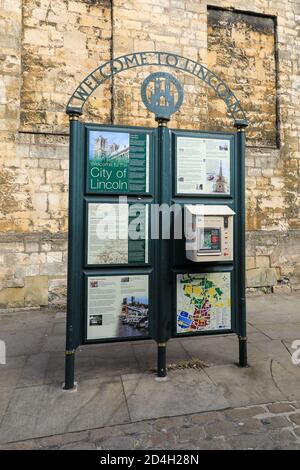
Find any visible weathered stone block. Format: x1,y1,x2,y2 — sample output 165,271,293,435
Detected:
246,268,278,288
24,275,48,307
267,403,295,414
256,256,270,268
0,286,24,308
24,28,48,46
272,284,291,294
25,241,39,253
246,257,255,269
46,252,62,263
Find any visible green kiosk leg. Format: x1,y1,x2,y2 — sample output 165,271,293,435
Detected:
235,120,248,368
155,117,170,379
64,349,76,390
239,336,247,367
63,112,82,390
157,342,167,377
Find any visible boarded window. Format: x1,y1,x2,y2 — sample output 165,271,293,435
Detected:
207,8,277,147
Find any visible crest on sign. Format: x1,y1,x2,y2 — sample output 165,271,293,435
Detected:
141,72,184,121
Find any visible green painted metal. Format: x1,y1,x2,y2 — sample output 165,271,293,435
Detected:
234,121,248,366
66,51,248,124
65,54,248,387
64,117,84,389
141,72,184,121
64,122,248,386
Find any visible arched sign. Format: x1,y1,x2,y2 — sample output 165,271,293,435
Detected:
66,51,247,124
64,50,248,390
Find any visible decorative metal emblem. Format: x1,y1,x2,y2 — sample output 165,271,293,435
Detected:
67,52,247,126
141,72,184,121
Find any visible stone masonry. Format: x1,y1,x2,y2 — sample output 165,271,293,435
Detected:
0,0,300,307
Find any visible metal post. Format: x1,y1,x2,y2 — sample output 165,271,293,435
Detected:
157,342,167,377
155,117,170,378
64,112,82,390
234,119,248,367
64,350,75,390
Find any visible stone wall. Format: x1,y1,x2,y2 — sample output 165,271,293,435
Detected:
207,7,277,147
0,0,300,308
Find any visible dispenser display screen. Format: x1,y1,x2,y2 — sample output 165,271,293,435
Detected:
198,228,221,253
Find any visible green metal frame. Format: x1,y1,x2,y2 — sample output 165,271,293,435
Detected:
66,51,247,123
65,119,248,389
64,53,248,389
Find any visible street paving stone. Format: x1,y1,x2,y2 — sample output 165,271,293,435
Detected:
0,293,300,449
0,401,300,450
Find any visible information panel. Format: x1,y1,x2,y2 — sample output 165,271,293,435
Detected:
176,136,230,195
176,272,231,333
86,274,149,340
88,129,150,193
87,203,149,265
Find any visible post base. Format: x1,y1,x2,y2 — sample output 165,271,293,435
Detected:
238,336,248,367
157,342,167,377
64,349,76,390
62,381,78,392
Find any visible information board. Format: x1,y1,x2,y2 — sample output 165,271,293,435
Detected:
87,202,149,265
176,136,231,195
176,272,231,334
88,129,150,193
86,274,149,340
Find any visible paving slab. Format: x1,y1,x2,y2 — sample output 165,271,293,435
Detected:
41,334,65,352
250,322,300,340
179,335,238,366
282,339,300,361
270,359,300,401
247,293,300,323
44,343,140,383
121,369,230,421
0,311,55,332
246,324,272,342
205,359,286,407
18,352,50,387
251,337,300,379
0,356,26,391
180,334,269,366
0,292,299,447
51,322,67,336
0,377,130,444
1,328,46,357
0,388,12,421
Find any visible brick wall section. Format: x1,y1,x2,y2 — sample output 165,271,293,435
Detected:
0,0,300,307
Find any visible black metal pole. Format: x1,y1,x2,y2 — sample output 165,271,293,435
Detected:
234,119,248,367
157,342,167,377
65,350,75,390
155,117,170,378
64,112,81,390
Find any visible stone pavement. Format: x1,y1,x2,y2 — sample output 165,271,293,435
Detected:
0,292,300,450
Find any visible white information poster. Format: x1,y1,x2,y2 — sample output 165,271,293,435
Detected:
87,203,148,265
177,272,231,333
176,136,230,194
87,275,149,340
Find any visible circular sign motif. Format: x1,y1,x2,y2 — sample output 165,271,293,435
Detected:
141,72,184,120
